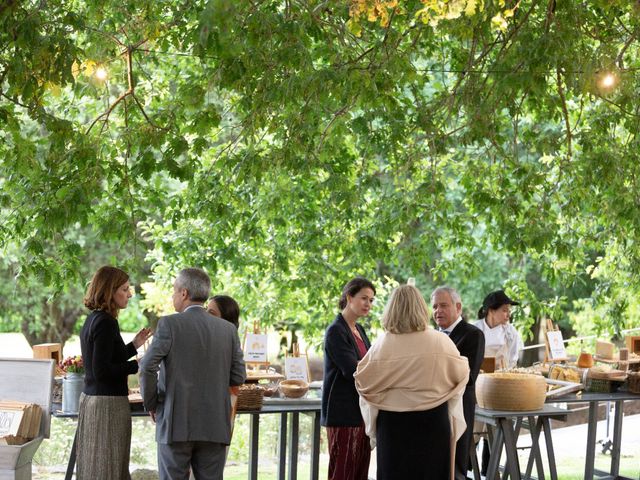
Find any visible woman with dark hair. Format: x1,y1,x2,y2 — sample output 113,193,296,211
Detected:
77,266,151,480
206,293,242,462
474,289,523,475
207,295,240,329
474,290,523,370
321,277,375,480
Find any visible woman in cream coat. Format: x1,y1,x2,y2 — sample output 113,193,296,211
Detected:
354,285,469,480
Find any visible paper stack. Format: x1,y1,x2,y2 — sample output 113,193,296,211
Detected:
0,401,42,445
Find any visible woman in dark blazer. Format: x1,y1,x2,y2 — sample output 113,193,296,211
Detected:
321,277,375,480
77,266,151,480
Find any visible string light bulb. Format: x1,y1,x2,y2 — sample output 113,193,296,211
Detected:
601,73,616,88
597,71,618,91
94,66,108,81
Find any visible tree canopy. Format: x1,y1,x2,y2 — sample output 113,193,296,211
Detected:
2,0,640,345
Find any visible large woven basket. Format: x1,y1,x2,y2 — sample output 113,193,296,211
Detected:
476,373,547,411
236,384,264,411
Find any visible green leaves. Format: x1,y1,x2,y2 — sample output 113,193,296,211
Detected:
3,0,640,344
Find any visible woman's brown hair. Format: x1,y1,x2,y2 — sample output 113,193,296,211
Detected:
83,266,129,318
338,277,376,310
209,295,240,329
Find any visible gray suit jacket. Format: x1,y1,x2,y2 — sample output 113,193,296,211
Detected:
140,305,246,444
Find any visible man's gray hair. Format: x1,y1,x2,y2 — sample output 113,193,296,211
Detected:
431,285,462,305
176,268,211,302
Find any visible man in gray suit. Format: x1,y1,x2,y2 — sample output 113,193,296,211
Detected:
140,268,246,480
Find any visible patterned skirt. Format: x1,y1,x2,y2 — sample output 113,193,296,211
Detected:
76,393,132,480
326,424,371,480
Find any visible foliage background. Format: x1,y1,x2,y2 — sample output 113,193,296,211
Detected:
2,0,640,351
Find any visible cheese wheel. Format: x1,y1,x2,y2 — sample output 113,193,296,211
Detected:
476,373,547,411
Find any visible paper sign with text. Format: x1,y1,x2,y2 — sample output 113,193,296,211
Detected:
244,334,269,363
547,330,567,360
284,357,309,382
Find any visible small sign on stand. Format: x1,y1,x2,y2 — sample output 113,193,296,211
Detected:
284,343,310,383
544,319,568,363
243,321,283,384
244,321,270,366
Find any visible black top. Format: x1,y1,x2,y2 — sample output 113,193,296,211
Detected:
321,313,371,427
80,310,138,396
448,319,485,476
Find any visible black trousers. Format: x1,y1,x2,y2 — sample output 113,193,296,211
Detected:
455,388,476,479
376,402,450,480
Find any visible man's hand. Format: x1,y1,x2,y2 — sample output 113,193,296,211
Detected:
149,410,156,423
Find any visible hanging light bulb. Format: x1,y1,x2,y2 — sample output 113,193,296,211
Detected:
600,72,616,88
597,71,618,91
94,66,108,81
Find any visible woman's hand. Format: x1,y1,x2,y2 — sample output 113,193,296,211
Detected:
132,327,153,349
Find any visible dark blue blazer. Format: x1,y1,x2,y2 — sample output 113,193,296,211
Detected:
321,313,371,427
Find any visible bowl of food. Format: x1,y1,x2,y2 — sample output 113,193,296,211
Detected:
279,379,309,399
258,378,281,397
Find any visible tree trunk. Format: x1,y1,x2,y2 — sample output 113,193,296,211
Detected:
21,299,82,348
522,316,543,366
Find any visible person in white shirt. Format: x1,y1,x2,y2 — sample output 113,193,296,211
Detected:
474,289,524,476
474,290,524,369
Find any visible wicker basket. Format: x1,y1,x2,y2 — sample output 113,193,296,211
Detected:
236,384,264,411
279,380,309,399
626,372,640,394
476,373,547,411
586,377,622,393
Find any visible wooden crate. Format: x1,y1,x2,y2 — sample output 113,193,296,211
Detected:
0,358,54,480
31,344,61,364
625,336,640,355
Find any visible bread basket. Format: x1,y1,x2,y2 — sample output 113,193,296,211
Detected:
476,372,547,411
278,379,309,399
236,384,265,411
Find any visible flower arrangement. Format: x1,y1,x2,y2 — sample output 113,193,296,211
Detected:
60,355,85,375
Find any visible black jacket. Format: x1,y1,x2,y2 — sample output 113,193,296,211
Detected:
80,310,138,396
449,319,485,389
321,313,371,426
448,319,485,477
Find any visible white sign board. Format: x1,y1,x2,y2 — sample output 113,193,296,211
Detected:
547,330,567,360
284,357,309,382
244,333,269,363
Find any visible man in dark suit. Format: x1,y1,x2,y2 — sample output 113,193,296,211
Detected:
140,268,246,480
431,286,485,480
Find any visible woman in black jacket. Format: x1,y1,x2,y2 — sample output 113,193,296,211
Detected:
321,277,375,480
77,266,151,479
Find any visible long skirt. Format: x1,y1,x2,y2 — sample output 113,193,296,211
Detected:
326,424,371,480
76,393,132,480
376,402,450,480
